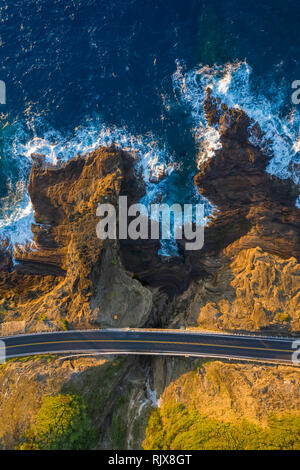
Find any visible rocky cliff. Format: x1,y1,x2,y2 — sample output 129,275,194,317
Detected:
0,355,299,450
169,90,300,333
143,359,300,450
0,147,152,330
0,91,299,449
0,90,299,333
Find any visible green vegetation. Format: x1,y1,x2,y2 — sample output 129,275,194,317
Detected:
62,358,128,413
110,396,127,449
143,403,300,450
0,355,57,372
61,318,69,331
192,358,208,370
18,394,98,450
275,312,290,323
61,358,138,449
38,313,47,322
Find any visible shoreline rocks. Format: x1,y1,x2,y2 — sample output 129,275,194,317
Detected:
0,90,299,334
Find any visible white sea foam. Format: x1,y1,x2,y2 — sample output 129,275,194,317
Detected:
172,60,222,166
172,60,300,202
0,179,34,247
146,378,158,408
3,59,299,250
0,118,175,246
0,200,34,249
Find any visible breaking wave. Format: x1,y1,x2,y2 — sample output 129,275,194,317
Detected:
172,60,300,206
0,117,178,246
1,59,299,251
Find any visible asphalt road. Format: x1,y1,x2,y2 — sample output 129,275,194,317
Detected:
0,329,297,364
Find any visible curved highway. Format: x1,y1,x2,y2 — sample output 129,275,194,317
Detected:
0,329,297,364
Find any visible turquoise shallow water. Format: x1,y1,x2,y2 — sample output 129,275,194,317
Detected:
0,0,299,247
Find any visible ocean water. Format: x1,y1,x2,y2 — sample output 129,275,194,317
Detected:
0,0,299,250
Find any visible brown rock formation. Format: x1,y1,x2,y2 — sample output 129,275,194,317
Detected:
0,240,12,272
0,89,299,334
170,89,300,333
151,360,300,426
0,146,153,330
188,247,300,332
194,88,300,261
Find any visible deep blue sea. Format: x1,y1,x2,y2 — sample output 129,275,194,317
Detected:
0,0,300,248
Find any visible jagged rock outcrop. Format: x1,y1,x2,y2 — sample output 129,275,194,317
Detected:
168,89,300,333
0,240,12,272
0,146,153,330
151,359,300,425
194,89,300,261
143,359,300,450
0,90,299,334
176,246,300,332
0,93,299,450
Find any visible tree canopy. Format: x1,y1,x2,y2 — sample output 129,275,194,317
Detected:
143,403,300,450
19,393,97,450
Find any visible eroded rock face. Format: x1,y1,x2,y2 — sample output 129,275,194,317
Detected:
194,89,300,261
152,360,300,425
0,93,300,449
170,90,300,334
0,146,153,330
0,90,299,334
0,240,12,272
0,355,137,449
181,247,300,332
0,355,299,449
